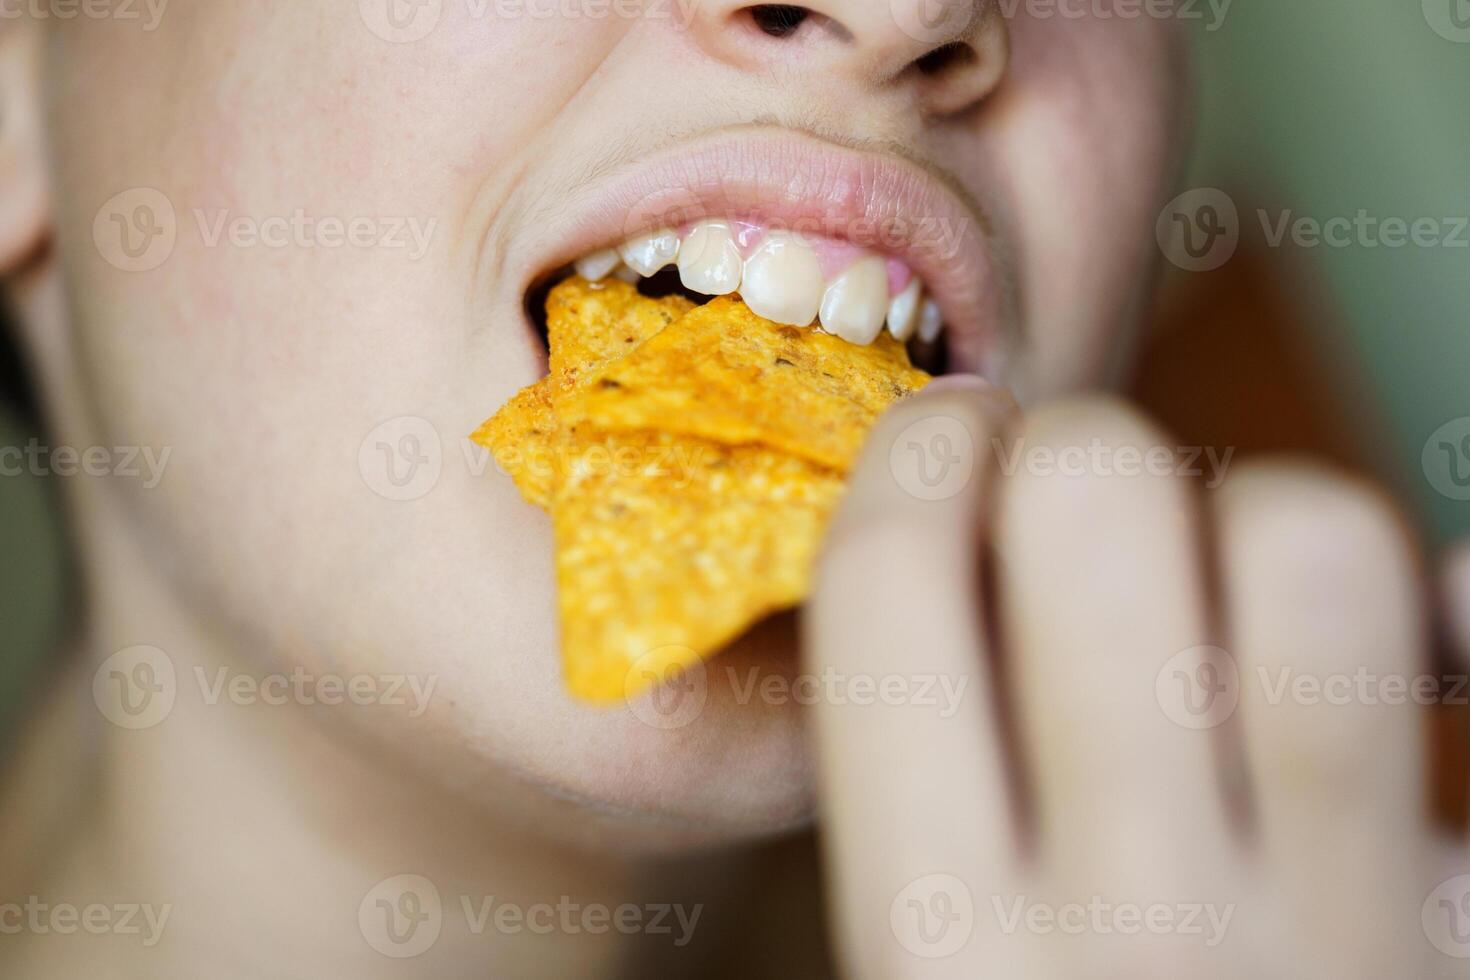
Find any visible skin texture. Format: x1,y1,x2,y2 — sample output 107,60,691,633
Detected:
1,0,1461,977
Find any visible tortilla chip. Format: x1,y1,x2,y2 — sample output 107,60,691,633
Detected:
471,280,930,703
556,296,930,473
553,429,843,702
471,381,558,506
546,278,695,387
473,278,695,505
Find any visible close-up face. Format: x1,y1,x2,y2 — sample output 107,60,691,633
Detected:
24,0,1187,848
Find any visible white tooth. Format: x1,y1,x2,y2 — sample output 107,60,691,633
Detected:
574,247,620,282
677,220,743,296
618,228,680,277
818,256,889,345
916,298,944,344
612,264,640,284
885,278,922,341
739,231,824,326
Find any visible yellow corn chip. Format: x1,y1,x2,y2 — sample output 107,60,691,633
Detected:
472,279,930,703
472,278,694,505
553,430,843,701
556,296,930,473
547,277,695,387
471,381,558,506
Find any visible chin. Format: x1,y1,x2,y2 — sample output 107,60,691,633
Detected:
485,611,821,854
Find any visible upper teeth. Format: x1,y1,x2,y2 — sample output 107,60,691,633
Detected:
741,231,824,329
619,228,680,278
571,219,944,346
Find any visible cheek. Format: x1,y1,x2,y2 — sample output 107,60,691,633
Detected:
47,2,626,599
40,8,542,708
980,13,1188,395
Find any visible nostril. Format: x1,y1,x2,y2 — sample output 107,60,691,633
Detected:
913,41,975,76
746,4,809,38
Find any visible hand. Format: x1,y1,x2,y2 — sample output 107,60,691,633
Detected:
806,377,1466,979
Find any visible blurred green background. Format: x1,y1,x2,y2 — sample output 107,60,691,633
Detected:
2,2,1467,715
1185,0,1470,544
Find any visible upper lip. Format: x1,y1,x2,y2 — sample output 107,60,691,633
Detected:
509,124,1007,373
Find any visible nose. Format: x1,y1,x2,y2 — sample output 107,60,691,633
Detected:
686,0,1008,117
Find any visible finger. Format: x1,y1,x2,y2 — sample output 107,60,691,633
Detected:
994,398,1236,895
1216,463,1429,977
805,376,1020,978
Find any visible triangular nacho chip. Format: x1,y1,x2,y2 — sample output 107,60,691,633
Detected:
553,429,843,702
472,278,694,505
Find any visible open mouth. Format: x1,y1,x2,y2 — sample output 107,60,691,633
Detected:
526,218,951,374
486,129,1004,701
509,126,1004,380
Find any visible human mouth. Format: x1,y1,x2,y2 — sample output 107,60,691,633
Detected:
513,126,1005,375
568,218,943,349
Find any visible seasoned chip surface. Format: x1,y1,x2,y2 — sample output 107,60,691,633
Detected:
472,277,929,702
556,296,930,473
547,278,695,388
554,430,843,701
472,278,694,505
